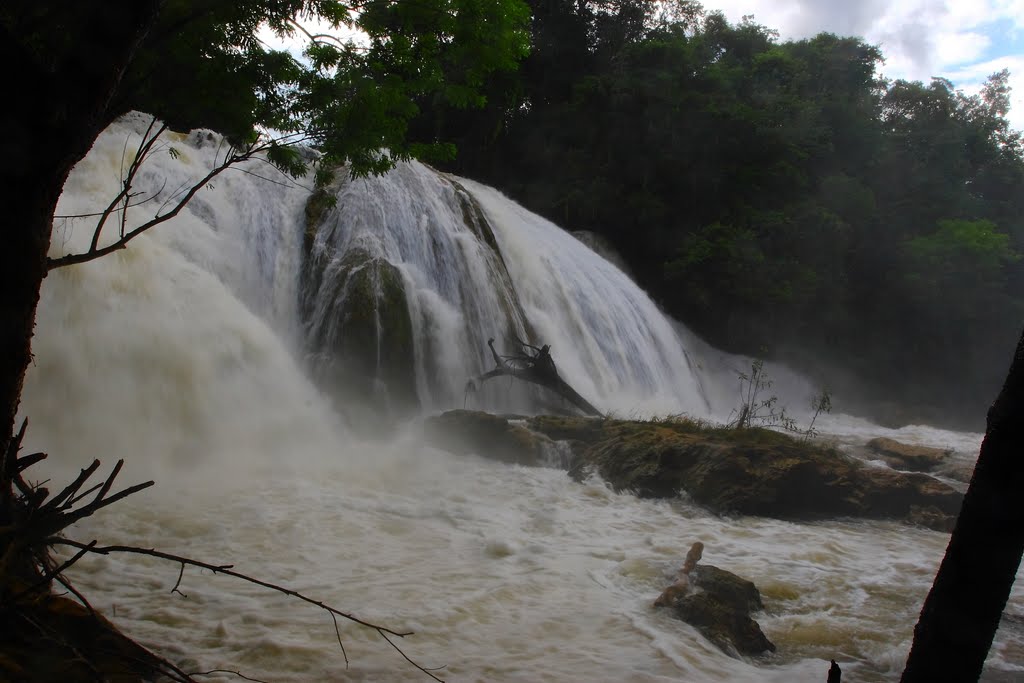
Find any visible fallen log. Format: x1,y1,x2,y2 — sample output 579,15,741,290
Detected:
466,338,603,417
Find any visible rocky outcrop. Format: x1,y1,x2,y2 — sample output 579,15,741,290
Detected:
424,411,964,530
672,565,776,656
304,246,418,432
866,437,952,472
653,543,774,658
423,410,554,466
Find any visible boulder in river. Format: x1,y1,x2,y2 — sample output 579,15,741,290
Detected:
653,544,775,658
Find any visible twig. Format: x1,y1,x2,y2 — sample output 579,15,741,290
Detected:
190,670,270,683
39,460,101,514
379,631,445,682
171,563,188,598
66,482,105,508
53,573,97,619
12,539,97,601
330,611,349,667
93,459,124,505
48,539,446,681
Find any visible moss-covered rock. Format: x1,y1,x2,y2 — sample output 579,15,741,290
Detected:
307,247,418,433
689,564,765,613
653,557,774,658
430,411,963,530
303,186,336,255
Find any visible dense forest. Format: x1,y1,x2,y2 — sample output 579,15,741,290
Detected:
412,0,1024,429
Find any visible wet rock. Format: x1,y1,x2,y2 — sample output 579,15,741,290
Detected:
658,564,775,657
866,437,952,472
935,460,976,484
690,565,764,613
429,412,964,530
570,420,962,530
423,410,550,466
302,246,418,433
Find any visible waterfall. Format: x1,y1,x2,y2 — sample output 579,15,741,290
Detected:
302,162,713,421
24,113,340,472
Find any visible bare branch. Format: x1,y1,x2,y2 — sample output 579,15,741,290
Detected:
190,670,270,683
51,479,155,533
14,451,48,474
330,611,350,667
46,131,298,272
379,631,446,682
47,539,447,680
93,458,124,505
88,117,169,254
39,460,101,514
66,482,105,508
53,573,97,619
54,183,168,220
48,539,409,635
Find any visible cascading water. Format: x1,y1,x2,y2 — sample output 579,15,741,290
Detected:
301,160,715,421
18,116,1024,682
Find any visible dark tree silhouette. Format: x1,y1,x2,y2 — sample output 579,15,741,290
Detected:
901,326,1024,681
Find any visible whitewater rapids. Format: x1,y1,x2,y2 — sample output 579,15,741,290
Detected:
19,115,1024,681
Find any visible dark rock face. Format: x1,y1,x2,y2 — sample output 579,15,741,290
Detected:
426,411,964,530
302,243,419,433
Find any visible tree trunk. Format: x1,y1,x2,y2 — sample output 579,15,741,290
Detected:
0,0,161,453
901,328,1024,681
0,1,162,566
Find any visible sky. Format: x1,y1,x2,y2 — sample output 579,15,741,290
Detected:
707,0,1024,131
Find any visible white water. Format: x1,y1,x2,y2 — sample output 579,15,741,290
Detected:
303,164,709,417
20,117,1024,681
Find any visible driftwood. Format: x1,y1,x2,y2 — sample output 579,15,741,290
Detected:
466,338,603,417
653,541,703,607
